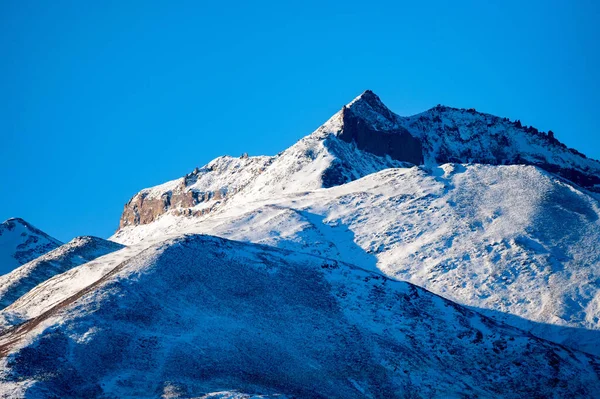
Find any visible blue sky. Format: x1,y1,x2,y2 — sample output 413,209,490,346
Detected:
1,0,599,241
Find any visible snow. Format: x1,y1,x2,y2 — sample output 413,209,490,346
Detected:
136,155,274,201
105,92,600,357
0,235,598,398
106,162,600,356
0,236,124,310
13,162,600,359
0,218,62,275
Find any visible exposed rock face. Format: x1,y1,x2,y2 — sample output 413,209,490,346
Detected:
119,182,207,228
339,104,423,165
118,155,274,229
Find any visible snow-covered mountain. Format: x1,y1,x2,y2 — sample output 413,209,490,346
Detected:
2,90,600,398
110,91,600,357
0,236,124,310
0,235,598,398
0,218,62,276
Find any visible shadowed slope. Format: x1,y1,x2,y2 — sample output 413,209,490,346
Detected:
108,163,600,356
0,235,598,398
0,236,124,310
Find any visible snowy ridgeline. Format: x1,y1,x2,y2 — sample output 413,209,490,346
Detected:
1,91,600,398
115,91,600,242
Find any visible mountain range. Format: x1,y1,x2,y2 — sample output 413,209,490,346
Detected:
1,91,599,398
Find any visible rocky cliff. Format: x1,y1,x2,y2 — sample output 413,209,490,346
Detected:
118,155,274,229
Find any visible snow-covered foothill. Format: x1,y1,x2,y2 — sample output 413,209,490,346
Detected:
0,236,124,310
0,235,598,398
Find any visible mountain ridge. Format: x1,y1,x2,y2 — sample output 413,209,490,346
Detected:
115,90,600,233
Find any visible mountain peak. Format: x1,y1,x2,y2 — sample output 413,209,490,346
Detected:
347,89,380,106
1,218,62,243
2,217,43,236
343,90,398,128
337,90,424,165
114,91,600,236
0,218,62,275
4,217,27,225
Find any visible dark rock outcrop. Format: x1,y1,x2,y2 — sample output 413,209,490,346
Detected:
339,105,423,165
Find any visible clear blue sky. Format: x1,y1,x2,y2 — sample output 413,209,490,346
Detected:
1,1,599,241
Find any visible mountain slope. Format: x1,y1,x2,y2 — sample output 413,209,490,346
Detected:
0,235,598,398
0,236,124,310
0,218,62,275
110,163,600,356
108,91,600,357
